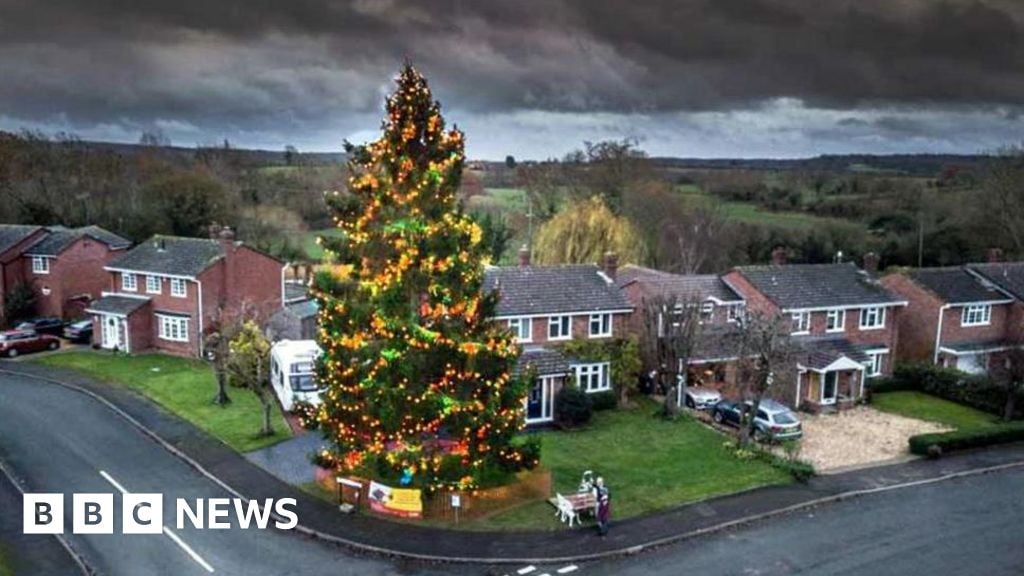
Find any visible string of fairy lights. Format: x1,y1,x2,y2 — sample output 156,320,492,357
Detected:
310,65,534,491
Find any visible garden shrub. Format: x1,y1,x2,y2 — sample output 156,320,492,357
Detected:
504,436,542,471
555,386,593,429
873,363,1024,419
590,391,618,411
908,421,1024,456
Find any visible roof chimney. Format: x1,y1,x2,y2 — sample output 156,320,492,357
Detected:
517,245,531,267
863,252,879,274
154,237,166,252
603,251,619,281
770,246,787,266
987,247,1004,263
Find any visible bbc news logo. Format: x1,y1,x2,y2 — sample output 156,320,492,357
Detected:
24,494,298,534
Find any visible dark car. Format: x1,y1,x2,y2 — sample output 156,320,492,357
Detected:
0,329,60,358
711,398,803,442
63,320,94,343
16,317,66,336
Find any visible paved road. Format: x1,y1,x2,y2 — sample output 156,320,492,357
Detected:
0,372,454,576
579,466,1024,576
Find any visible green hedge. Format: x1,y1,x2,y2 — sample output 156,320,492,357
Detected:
590,390,618,411
908,421,1024,456
870,363,1022,419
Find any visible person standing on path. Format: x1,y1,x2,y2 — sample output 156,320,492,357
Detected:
595,476,611,536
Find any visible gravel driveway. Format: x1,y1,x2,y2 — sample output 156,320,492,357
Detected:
793,406,951,472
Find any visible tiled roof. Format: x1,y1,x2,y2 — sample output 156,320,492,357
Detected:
940,338,1018,355
483,265,631,317
0,224,42,255
108,236,232,277
26,226,131,256
86,295,150,316
285,299,319,320
907,267,1009,304
284,282,309,302
513,346,571,377
968,262,1024,301
798,337,871,370
734,262,904,310
615,264,675,287
633,274,742,304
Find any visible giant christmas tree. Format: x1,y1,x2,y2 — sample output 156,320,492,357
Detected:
313,65,532,491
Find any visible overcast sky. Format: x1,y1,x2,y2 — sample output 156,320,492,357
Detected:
2,0,1023,159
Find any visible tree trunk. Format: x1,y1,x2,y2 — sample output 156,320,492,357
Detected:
212,368,231,406
1004,388,1017,422
261,400,274,437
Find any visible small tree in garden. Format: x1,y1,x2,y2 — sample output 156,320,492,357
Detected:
990,347,1024,421
203,329,232,406
313,65,531,490
735,312,800,446
3,282,36,326
641,293,704,419
225,320,275,436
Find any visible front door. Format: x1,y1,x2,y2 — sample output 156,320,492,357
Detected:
822,371,838,405
526,376,556,424
100,316,124,351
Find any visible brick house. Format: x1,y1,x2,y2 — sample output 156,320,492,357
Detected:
483,252,633,425
0,224,130,324
616,264,747,394
722,255,906,411
85,228,286,357
882,266,1017,373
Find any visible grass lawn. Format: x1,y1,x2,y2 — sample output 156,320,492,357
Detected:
299,228,343,261
35,352,292,452
473,399,791,530
872,392,999,430
0,543,11,576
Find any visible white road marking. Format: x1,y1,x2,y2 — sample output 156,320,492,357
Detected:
517,567,537,575
98,469,215,573
557,566,579,574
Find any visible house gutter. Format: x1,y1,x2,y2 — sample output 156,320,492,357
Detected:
933,303,951,365
196,279,204,358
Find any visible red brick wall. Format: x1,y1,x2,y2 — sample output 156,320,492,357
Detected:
881,273,941,362
516,311,629,345
27,238,125,320
0,228,47,322
111,270,202,356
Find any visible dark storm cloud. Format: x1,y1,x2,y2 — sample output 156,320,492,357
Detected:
1,0,1022,156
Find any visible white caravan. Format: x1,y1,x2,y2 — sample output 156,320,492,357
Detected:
269,339,322,411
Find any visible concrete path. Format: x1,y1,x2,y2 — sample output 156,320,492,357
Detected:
244,432,324,486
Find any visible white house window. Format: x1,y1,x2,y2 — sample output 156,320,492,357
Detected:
864,351,886,377
791,311,811,334
961,304,992,327
146,275,162,294
157,315,189,342
727,305,743,323
826,309,845,332
122,273,137,291
859,307,886,330
170,278,187,298
548,315,572,340
588,313,612,338
700,302,714,323
31,256,49,274
574,362,611,393
507,317,533,343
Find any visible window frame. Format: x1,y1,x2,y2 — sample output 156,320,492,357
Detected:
156,314,189,343
170,278,187,298
864,351,886,377
727,304,743,323
573,362,611,393
548,315,572,341
961,304,992,327
146,275,162,295
791,311,811,335
31,256,49,274
507,317,533,343
588,313,612,338
825,309,846,333
122,273,137,292
859,307,886,330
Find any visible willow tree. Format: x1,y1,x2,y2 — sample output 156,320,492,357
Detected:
313,65,533,491
533,196,647,265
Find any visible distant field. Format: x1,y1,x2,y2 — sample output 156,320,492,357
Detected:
301,228,342,260
676,189,865,231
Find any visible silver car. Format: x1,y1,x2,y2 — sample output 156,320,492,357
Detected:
751,399,803,442
684,386,723,410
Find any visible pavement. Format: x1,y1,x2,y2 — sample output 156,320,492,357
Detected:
4,360,1024,566
245,432,324,486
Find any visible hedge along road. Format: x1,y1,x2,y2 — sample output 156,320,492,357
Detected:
0,371,460,576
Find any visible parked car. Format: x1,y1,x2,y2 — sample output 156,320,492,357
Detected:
16,317,66,336
684,386,722,410
711,398,803,442
0,329,60,358
62,320,94,343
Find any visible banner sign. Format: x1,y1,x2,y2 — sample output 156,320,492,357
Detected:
368,481,422,519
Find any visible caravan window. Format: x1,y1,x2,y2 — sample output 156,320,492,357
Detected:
289,360,317,391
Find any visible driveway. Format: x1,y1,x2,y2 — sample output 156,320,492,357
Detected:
795,406,950,472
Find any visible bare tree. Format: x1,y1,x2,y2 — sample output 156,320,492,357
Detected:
641,292,705,419
989,346,1024,422
734,312,801,446
982,146,1024,256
